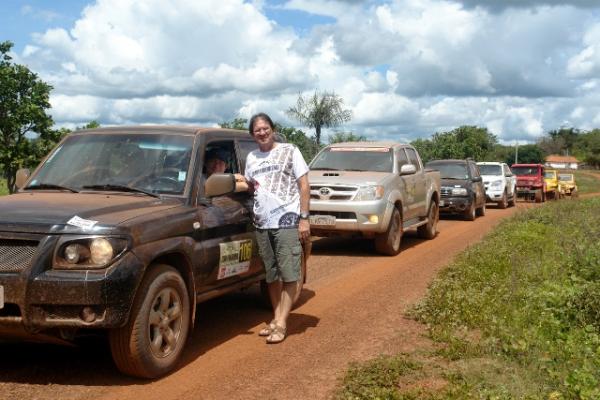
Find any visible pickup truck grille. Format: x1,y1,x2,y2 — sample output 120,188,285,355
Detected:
311,211,357,220
310,185,357,201
0,239,39,272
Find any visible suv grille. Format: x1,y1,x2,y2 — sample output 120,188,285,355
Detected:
440,187,453,197
310,185,357,201
0,239,39,272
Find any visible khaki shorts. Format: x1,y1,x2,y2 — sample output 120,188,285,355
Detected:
255,228,302,283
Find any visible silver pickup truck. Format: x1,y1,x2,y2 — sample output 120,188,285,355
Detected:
308,142,441,255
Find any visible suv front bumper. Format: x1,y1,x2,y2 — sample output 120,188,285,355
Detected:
439,196,471,214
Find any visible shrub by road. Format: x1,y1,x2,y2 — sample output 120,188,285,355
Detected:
336,196,600,400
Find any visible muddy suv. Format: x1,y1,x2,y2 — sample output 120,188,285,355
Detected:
0,126,307,378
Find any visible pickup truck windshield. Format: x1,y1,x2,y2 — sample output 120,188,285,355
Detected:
310,147,393,172
427,163,469,180
478,165,502,176
512,166,538,176
544,171,556,179
559,174,573,181
27,133,194,195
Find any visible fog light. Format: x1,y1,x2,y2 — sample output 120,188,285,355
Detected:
368,215,379,224
64,244,82,264
80,306,96,323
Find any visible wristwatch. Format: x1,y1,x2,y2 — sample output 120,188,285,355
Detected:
299,212,310,220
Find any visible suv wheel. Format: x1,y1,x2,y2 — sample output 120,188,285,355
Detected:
476,201,486,217
498,191,508,209
375,207,403,255
109,264,190,379
464,200,476,221
417,200,438,239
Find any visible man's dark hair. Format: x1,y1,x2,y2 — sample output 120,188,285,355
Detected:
206,148,228,162
248,112,275,135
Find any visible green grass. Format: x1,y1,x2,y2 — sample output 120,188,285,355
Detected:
0,179,8,196
336,197,600,400
573,170,600,194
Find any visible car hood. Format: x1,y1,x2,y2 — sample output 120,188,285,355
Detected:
309,170,392,186
480,174,503,184
0,192,182,234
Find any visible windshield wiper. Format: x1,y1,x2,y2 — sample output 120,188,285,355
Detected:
25,183,79,193
82,184,160,198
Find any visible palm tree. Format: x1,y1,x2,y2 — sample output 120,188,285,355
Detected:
286,90,352,146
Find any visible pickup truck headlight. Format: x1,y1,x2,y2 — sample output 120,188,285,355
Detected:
354,185,384,201
451,187,468,196
490,180,503,189
54,236,129,269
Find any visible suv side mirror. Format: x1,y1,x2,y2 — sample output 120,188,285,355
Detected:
205,173,235,197
400,164,417,175
16,168,31,189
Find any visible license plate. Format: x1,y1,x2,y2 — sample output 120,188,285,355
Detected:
0,285,4,310
439,200,445,207
309,215,336,226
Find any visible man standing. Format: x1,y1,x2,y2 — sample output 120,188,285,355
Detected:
244,112,310,344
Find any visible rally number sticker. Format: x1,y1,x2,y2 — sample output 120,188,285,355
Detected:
217,239,252,280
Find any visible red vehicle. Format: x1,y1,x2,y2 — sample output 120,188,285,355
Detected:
511,163,547,202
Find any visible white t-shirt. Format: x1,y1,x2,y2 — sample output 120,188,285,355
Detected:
245,143,309,229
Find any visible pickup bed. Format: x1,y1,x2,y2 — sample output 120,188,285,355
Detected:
308,142,441,255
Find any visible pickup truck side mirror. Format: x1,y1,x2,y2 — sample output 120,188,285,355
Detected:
472,176,482,182
15,168,31,189
205,173,235,197
400,164,417,175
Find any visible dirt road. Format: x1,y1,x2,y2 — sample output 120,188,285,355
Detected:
0,203,536,400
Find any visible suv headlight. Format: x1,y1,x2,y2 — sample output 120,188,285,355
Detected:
490,180,503,189
451,187,468,196
354,185,384,201
54,236,129,269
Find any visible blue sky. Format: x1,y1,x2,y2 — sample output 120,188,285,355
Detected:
2,0,600,144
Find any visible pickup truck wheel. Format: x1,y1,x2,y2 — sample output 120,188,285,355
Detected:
259,246,307,309
476,202,486,217
417,201,438,240
497,192,508,209
534,189,543,203
464,200,476,221
508,190,516,207
109,264,190,379
375,207,403,256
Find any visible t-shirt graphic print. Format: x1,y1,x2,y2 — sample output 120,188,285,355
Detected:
245,143,309,229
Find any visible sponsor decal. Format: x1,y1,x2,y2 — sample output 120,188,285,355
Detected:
67,215,98,229
217,239,253,279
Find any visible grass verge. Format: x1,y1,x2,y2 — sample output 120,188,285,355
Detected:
573,170,600,194
0,179,8,196
335,197,600,399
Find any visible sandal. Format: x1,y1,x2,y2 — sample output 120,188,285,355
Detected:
259,321,276,337
266,325,286,344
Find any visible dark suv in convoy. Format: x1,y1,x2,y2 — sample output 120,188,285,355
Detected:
0,126,307,378
425,159,486,220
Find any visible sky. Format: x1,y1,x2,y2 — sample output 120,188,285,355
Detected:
2,0,600,144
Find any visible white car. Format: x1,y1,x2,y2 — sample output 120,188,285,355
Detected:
477,161,517,208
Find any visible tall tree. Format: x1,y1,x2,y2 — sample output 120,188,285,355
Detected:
512,144,545,165
411,125,497,162
286,90,352,146
0,41,53,193
219,118,247,131
328,131,367,144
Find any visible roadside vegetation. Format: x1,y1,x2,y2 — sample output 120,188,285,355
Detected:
0,179,7,196
335,197,600,399
574,170,600,194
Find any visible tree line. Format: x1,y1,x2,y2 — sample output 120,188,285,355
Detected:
2,39,599,194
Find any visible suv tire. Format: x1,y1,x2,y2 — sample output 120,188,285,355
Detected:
464,200,476,221
109,264,190,379
375,207,403,255
498,191,508,209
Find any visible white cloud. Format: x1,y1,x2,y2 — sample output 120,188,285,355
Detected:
15,0,600,144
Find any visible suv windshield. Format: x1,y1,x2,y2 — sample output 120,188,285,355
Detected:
559,174,573,181
427,163,469,180
27,133,194,195
478,164,502,176
512,166,539,176
310,147,393,172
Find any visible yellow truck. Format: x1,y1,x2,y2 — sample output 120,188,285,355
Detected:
558,172,578,197
544,169,565,199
